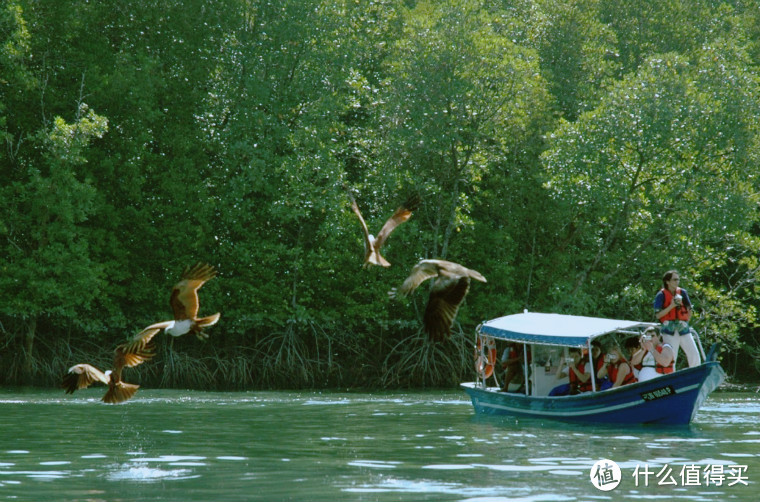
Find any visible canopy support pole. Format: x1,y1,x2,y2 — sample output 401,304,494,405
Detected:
588,340,597,393
523,344,529,395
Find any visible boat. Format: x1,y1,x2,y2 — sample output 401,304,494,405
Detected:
461,311,725,425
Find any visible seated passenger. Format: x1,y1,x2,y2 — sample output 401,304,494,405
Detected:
630,327,674,382
549,348,590,396
590,340,609,390
623,336,641,381
597,345,636,389
499,342,530,392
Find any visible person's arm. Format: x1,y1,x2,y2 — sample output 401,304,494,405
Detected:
651,345,674,367
681,289,693,314
501,353,520,368
570,362,590,383
630,348,645,366
597,362,609,379
612,363,631,387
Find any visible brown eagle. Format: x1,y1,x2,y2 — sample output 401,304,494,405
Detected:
349,194,419,267
391,259,486,342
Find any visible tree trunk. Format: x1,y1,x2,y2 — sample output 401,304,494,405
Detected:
23,316,36,383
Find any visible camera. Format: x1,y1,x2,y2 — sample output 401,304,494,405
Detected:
641,334,652,342
674,293,683,306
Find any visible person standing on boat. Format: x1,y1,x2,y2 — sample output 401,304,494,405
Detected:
654,270,701,368
631,327,675,382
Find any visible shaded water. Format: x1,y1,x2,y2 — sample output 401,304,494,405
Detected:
0,388,758,501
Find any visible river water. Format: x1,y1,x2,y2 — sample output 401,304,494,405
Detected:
0,387,757,501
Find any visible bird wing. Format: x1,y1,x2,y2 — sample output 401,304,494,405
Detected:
62,363,110,394
170,263,217,320
422,259,487,282
423,276,471,342
348,194,373,249
398,260,442,296
114,321,172,369
373,195,419,251
466,267,487,283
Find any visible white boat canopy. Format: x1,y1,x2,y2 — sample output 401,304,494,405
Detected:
478,311,657,347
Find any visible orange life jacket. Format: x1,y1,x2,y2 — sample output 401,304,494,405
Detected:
634,345,674,374
609,361,637,385
654,345,675,374
658,287,691,322
594,356,605,375
570,362,593,393
474,335,497,379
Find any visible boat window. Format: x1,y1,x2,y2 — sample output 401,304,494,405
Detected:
531,345,567,396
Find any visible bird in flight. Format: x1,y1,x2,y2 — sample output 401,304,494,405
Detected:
62,323,163,403
162,262,220,340
390,259,486,342
348,193,419,267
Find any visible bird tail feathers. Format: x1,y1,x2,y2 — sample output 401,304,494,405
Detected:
192,313,220,340
103,382,139,404
367,251,391,268
196,313,220,327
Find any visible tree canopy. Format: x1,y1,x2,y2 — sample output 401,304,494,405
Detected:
2,0,760,388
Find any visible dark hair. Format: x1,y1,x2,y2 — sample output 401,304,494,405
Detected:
624,337,640,350
662,270,679,289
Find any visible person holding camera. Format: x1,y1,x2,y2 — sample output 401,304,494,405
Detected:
654,270,700,368
630,327,674,382
548,348,590,395
623,336,641,380
597,344,637,389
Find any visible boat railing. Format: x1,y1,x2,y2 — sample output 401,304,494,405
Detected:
690,327,707,361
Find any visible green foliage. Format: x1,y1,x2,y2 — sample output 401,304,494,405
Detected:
2,0,760,388
527,0,621,120
1,104,108,321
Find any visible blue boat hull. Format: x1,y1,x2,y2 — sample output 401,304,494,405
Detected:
461,361,725,425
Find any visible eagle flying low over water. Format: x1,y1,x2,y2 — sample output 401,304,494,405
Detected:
390,259,487,342
61,263,219,403
159,262,220,340
348,193,420,268
62,323,163,404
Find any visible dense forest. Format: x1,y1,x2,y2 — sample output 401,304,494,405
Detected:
2,0,760,390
